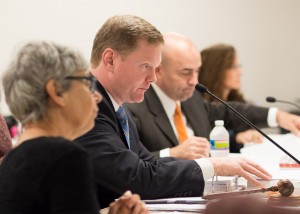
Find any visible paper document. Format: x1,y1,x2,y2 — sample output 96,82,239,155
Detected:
144,197,206,204
145,203,206,212
144,197,206,212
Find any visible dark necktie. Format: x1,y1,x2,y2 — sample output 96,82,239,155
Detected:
116,106,130,148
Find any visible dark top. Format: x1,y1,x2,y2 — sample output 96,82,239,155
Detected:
0,137,99,214
228,130,244,153
76,83,205,208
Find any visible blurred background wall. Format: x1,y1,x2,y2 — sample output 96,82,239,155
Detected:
1,0,299,115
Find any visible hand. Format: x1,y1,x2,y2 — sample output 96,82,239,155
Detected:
208,156,272,187
170,136,210,159
276,110,300,136
108,191,148,214
235,130,263,144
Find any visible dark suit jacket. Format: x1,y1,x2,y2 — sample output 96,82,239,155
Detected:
76,83,205,208
126,86,269,157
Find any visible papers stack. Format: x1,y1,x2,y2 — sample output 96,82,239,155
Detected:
144,197,206,213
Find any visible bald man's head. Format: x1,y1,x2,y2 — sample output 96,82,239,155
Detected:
161,33,199,66
155,33,201,101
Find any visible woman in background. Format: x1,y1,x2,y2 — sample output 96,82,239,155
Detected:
0,114,12,161
199,44,263,153
0,41,148,214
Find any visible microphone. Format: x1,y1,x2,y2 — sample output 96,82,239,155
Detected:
195,83,300,164
266,96,300,110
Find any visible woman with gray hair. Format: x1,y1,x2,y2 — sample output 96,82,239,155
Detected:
0,41,148,214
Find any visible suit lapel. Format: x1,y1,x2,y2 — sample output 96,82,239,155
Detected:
97,82,130,149
181,91,211,139
146,87,178,146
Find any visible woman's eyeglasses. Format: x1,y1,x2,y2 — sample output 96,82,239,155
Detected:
64,76,97,93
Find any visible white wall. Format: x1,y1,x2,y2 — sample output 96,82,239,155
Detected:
1,0,300,115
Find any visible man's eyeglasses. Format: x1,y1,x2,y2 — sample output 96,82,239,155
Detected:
64,76,97,93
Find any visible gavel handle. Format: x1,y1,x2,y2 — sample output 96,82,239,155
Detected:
203,186,279,200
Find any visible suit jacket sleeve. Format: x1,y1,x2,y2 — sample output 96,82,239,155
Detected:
203,100,269,132
228,130,244,153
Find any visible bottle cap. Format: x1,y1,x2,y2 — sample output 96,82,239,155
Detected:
215,120,224,126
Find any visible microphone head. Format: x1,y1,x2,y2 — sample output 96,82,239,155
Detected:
266,96,276,103
195,83,208,94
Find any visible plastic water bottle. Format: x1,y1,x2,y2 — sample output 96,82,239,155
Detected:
209,120,230,157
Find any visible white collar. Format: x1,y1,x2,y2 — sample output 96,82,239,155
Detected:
152,83,180,118
107,92,121,112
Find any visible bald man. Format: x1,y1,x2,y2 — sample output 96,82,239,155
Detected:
126,32,300,159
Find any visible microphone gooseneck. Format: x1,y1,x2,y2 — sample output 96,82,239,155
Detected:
266,96,300,110
196,84,300,164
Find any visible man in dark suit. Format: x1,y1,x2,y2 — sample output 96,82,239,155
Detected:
77,15,272,208
126,33,300,160
126,85,268,158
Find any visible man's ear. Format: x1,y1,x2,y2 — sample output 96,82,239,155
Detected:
45,79,66,107
102,48,115,70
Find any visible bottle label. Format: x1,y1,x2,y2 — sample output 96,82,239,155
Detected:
210,139,229,150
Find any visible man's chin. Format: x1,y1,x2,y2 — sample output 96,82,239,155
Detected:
129,95,145,103
179,93,193,102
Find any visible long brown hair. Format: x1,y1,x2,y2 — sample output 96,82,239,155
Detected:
199,44,245,102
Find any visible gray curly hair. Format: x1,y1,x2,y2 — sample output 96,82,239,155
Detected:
2,41,89,125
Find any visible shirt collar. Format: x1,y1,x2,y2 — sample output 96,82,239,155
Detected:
107,92,120,112
152,83,179,119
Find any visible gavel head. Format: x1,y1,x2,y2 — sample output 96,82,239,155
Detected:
277,179,294,197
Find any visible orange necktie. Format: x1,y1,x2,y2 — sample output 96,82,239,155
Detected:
174,104,188,143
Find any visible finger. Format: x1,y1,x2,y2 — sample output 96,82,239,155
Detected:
253,136,263,144
281,114,300,136
289,123,300,136
196,138,210,145
193,144,210,150
193,147,209,156
244,158,272,177
239,171,265,188
132,201,147,214
108,201,123,214
197,154,208,158
190,140,210,147
126,193,141,209
190,137,209,143
141,203,150,214
189,136,207,141
120,190,133,200
241,160,272,179
141,203,149,214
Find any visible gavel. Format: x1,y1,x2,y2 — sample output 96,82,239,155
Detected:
203,179,294,200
